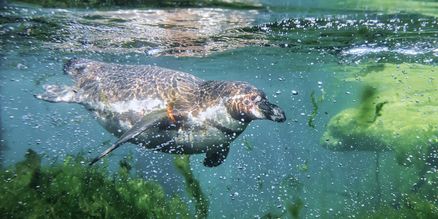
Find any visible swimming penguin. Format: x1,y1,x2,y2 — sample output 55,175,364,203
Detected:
35,59,286,167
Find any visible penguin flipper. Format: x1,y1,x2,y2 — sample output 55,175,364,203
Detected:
90,109,167,165
203,144,230,167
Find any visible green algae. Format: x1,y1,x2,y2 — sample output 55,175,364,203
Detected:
308,91,318,128
285,198,304,219
0,149,191,218
281,175,304,219
308,91,324,129
297,160,309,172
261,175,304,219
242,136,254,151
297,153,436,219
307,90,324,128
0,14,67,52
174,155,209,219
357,193,438,219
322,63,438,171
322,63,437,217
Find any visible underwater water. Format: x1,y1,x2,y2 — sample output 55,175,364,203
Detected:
1,0,437,218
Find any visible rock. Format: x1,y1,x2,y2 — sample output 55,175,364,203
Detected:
322,63,438,170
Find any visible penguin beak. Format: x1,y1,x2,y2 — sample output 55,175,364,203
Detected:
258,100,286,122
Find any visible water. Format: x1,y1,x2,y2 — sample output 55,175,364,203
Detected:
1,1,437,218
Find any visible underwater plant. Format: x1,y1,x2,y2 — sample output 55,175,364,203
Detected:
261,175,304,219
0,149,193,218
356,192,438,219
174,155,209,219
308,90,324,129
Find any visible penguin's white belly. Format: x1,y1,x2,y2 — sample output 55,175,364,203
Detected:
132,125,230,154
140,115,245,154
92,100,246,154
165,109,247,153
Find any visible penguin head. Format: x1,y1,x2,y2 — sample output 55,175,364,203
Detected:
225,82,286,123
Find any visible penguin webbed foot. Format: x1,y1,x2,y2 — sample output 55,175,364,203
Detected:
203,158,222,167
203,145,230,167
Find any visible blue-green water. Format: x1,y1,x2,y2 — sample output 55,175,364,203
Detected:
1,1,437,218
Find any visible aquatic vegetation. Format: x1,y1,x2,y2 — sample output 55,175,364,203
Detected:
297,160,309,172
357,193,438,219
281,175,304,219
322,63,438,172
285,199,304,219
261,175,304,219
0,16,63,41
0,13,69,54
174,155,209,219
0,149,191,218
242,136,254,151
308,91,318,128
308,91,324,128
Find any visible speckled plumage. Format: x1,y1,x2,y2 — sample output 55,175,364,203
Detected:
36,58,286,167
66,59,202,114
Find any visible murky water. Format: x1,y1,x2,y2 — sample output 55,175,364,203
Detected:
1,1,437,218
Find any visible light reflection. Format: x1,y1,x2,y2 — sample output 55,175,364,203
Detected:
56,8,261,56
